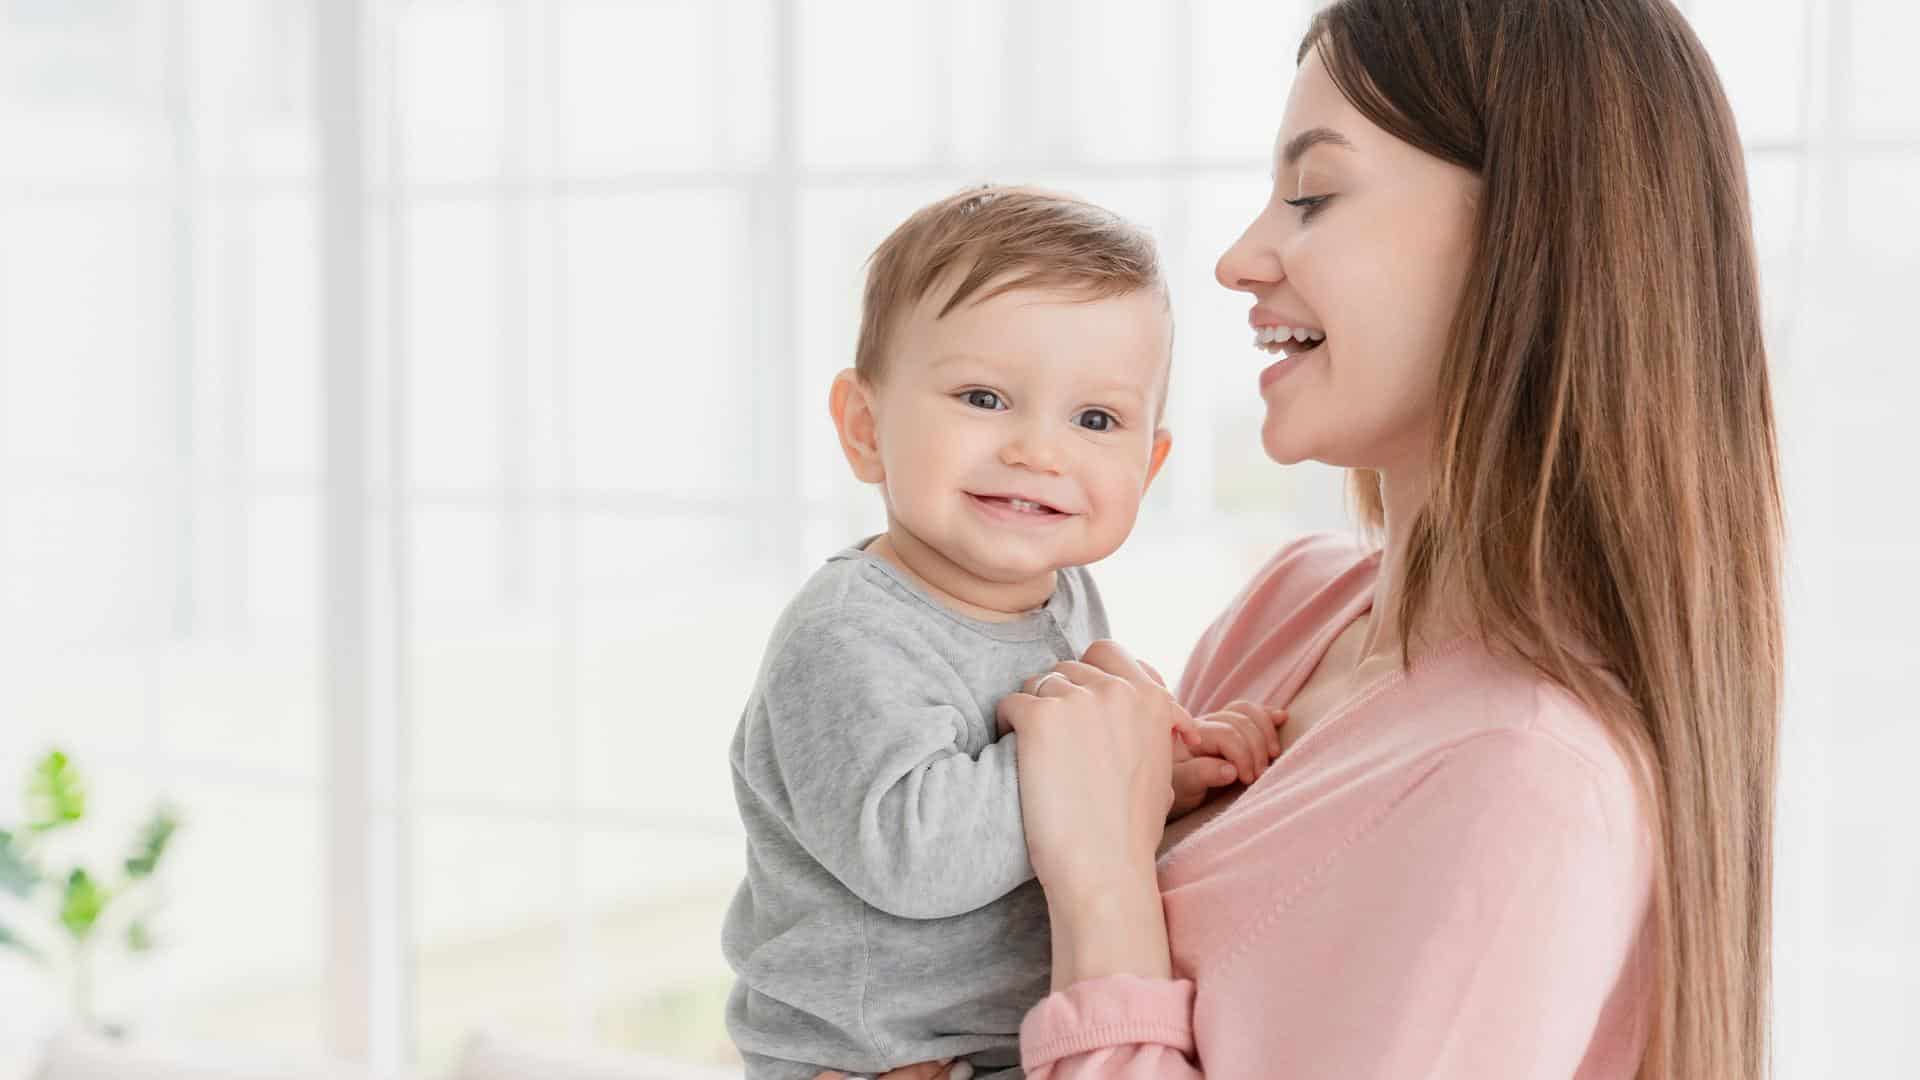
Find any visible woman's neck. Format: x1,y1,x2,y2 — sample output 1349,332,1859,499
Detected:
1359,464,1471,668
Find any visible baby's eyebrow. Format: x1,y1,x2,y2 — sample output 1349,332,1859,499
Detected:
1084,383,1149,410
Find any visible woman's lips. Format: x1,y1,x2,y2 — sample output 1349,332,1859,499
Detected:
1260,353,1303,390
1258,337,1324,390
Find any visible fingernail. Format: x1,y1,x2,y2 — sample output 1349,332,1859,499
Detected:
1219,763,1236,780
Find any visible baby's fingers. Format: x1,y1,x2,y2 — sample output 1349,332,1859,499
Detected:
1222,699,1282,758
1190,718,1259,783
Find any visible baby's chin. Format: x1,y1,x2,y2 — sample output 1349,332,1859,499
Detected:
964,537,1124,580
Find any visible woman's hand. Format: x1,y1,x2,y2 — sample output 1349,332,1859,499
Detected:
815,1059,972,1080
996,639,1185,907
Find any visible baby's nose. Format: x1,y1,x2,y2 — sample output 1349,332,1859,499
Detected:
999,426,1065,473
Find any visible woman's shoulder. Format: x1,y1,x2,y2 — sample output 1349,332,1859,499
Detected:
1421,649,1653,838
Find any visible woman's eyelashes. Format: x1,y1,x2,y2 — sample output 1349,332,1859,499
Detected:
954,389,1123,432
1282,194,1332,223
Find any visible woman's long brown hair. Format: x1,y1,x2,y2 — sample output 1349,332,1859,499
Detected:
1301,1,1782,1076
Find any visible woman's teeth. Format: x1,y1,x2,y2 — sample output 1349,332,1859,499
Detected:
1252,325,1326,351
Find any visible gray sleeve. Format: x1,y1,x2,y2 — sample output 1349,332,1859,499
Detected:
755,612,1033,921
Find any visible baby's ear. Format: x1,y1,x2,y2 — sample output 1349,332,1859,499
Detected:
828,369,886,484
1144,427,1174,488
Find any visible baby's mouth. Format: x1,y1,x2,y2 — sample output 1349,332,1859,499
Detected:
969,493,1068,517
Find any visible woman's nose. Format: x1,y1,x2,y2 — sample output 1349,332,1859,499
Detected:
1215,218,1282,294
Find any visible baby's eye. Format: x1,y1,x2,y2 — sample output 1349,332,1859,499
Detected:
1075,409,1119,432
961,389,1005,411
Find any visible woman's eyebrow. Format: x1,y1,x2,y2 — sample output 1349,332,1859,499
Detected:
1275,126,1355,170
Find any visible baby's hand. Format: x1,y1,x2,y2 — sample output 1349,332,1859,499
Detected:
1168,700,1288,820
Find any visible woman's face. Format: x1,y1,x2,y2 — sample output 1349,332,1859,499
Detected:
1215,48,1482,474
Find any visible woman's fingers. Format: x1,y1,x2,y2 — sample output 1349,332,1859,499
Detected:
1080,638,1153,686
1022,661,1103,696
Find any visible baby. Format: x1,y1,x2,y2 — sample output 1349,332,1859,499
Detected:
722,187,1282,1080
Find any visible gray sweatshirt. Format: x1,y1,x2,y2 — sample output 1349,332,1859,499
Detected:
721,539,1111,1080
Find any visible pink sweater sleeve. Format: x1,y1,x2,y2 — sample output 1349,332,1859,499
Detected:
1019,729,1651,1078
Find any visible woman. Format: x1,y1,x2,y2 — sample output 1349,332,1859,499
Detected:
833,0,1779,1075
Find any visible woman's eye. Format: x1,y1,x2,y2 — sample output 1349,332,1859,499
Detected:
1282,194,1332,222
962,389,1004,410
1075,409,1118,432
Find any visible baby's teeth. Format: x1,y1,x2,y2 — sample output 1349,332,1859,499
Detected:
1308,329,1325,341
1292,327,1312,342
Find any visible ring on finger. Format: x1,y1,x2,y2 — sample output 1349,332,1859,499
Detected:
1032,671,1071,695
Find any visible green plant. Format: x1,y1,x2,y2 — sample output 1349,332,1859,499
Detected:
0,749,181,1035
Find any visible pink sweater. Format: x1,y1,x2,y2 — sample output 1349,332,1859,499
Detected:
1019,534,1656,1078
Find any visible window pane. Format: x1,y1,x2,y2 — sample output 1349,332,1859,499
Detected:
717,0,776,170
1852,0,1920,137
558,0,715,175
799,0,935,168
415,814,575,1071
406,202,503,493
583,825,743,1065
1745,152,1806,335
563,193,751,496
0,490,155,648
1063,0,1176,162
250,195,321,477
942,0,1012,167
164,492,322,777
1189,0,1316,160
411,506,570,805
147,784,327,1052
395,0,507,183
1844,158,1920,270
0,2,170,184
188,0,315,179
0,203,146,472
1689,0,1809,143
572,515,782,818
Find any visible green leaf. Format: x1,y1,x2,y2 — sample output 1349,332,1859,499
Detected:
59,868,108,941
123,807,180,879
0,828,38,897
26,750,86,833
125,918,155,953
0,922,44,963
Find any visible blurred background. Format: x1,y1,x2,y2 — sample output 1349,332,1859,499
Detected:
0,0,1913,1077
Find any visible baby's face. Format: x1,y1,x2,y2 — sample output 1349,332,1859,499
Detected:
868,283,1172,584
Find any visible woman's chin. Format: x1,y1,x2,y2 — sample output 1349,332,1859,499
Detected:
1260,424,1315,466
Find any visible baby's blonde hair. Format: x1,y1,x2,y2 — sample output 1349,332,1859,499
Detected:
855,186,1167,385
